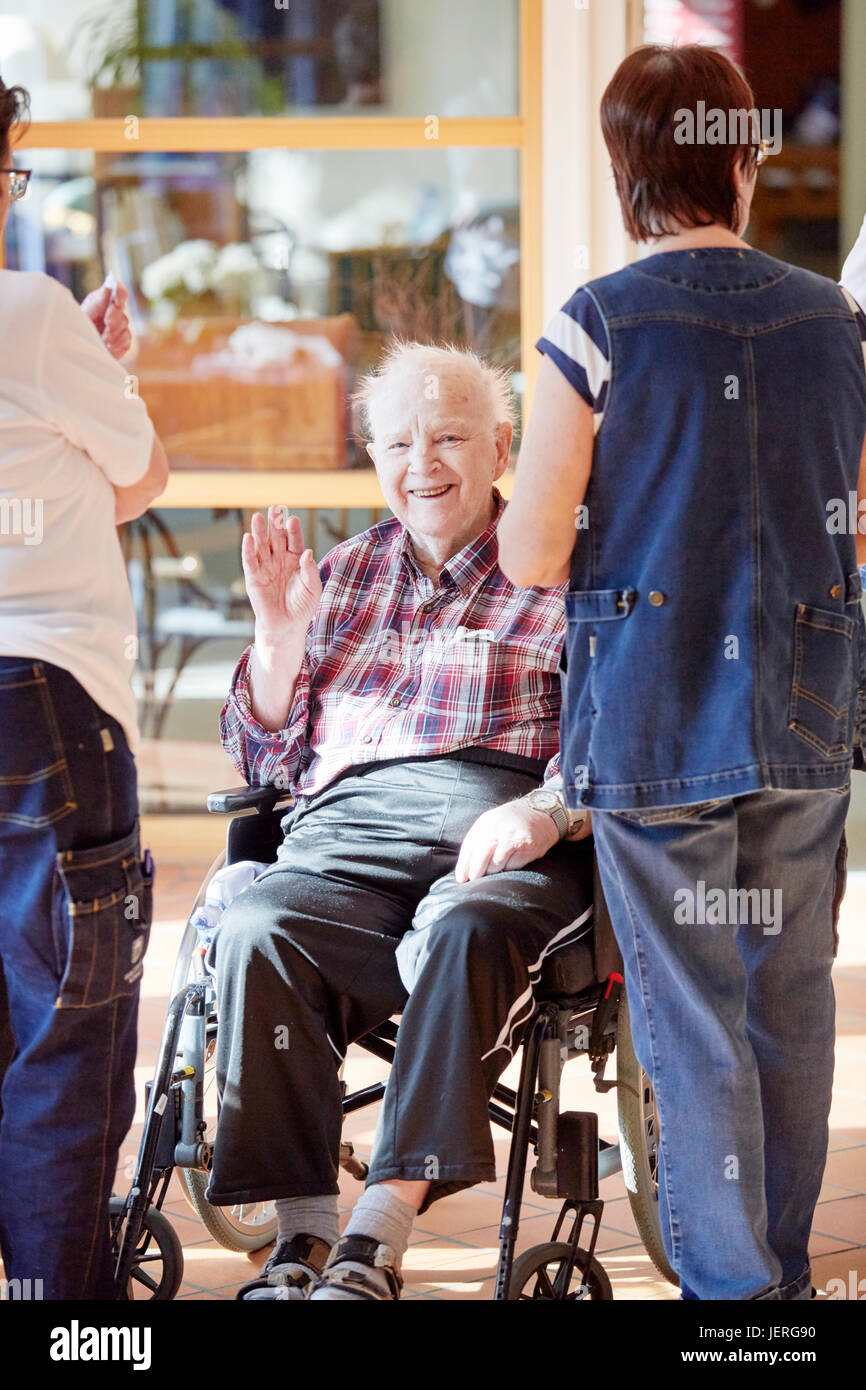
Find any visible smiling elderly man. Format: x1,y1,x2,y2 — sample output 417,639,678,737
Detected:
208,342,593,1302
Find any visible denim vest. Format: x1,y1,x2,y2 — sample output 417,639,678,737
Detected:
561,248,866,810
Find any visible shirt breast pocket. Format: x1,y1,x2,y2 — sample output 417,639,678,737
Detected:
427,628,495,713
788,604,857,758
484,632,562,721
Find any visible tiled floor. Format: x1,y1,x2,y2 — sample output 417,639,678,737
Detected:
117,818,866,1300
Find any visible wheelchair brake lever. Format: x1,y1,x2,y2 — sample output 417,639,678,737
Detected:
588,972,623,1064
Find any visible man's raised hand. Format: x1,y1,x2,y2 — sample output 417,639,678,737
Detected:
242,507,322,643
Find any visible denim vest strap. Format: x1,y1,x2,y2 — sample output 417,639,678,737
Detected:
561,248,866,810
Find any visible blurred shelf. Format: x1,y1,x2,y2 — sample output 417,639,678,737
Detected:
22,116,524,154
159,469,384,509
157,468,515,509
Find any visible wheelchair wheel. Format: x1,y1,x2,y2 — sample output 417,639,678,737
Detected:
171,891,278,1254
615,991,678,1285
507,1243,613,1300
109,1197,183,1301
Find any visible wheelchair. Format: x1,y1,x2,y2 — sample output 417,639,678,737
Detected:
111,783,679,1301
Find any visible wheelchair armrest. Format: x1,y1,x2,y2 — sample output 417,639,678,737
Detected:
206,785,292,815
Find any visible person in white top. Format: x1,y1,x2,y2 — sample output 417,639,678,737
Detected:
0,75,168,1301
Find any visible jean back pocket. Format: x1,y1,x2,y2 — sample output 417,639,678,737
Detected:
53,822,154,1008
788,604,857,759
0,662,75,828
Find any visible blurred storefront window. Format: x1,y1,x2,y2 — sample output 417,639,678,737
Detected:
5,147,520,474
0,0,518,120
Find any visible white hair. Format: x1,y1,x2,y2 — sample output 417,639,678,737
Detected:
353,339,516,439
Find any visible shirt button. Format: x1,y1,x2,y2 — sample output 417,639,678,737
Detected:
648,590,666,607
829,583,842,599
362,735,373,744
389,696,401,708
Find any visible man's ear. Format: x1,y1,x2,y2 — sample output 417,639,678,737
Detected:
492,422,513,481
365,440,377,466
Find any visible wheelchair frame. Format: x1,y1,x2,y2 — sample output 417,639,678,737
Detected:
113,786,677,1301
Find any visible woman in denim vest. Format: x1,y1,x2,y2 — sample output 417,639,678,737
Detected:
499,44,866,1301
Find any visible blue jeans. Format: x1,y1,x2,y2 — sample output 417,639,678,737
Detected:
591,787,849,1301
0,657,152,1300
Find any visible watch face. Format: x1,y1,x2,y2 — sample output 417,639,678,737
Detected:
530,791,559,811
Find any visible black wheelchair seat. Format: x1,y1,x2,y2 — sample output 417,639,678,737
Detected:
536,938,597,1001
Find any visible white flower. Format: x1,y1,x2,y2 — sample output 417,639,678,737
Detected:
212,242,260,285
140,240,219,300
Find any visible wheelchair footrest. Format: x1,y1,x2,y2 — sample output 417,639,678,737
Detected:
531,1111,599,1201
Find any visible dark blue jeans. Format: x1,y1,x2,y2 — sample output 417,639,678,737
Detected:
0,657,152,1300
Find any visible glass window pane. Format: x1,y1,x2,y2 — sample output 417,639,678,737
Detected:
0,0,519,119
5,146,522,470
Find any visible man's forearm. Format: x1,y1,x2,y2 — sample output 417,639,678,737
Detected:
248,629,306,731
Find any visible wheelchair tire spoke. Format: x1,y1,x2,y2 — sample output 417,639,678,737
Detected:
130,1266,159,1294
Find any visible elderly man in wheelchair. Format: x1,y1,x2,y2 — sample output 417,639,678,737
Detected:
207,342,596,1302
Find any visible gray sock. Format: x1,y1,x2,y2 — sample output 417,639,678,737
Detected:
342,1184,417,1262
275,1195,340,1249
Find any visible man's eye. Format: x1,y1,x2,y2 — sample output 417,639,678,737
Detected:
439,435,462,444
389,442,408,451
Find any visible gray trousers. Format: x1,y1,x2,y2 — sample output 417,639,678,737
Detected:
207,754,594,1212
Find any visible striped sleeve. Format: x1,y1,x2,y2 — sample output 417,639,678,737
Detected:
536,287,611,433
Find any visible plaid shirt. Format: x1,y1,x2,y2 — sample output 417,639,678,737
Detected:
220,491,566,802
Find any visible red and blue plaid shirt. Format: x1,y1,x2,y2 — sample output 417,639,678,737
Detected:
220,490,566,801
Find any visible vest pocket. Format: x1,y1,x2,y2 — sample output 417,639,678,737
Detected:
52,822,154,1008
788,604,857,758
564,587,637,623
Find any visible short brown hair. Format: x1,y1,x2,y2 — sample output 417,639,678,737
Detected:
601,45,757,242
0,73,30,161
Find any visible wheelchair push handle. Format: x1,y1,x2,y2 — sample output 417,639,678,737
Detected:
206,784,293,815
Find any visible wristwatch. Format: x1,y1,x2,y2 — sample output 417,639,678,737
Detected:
524,788,586,840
